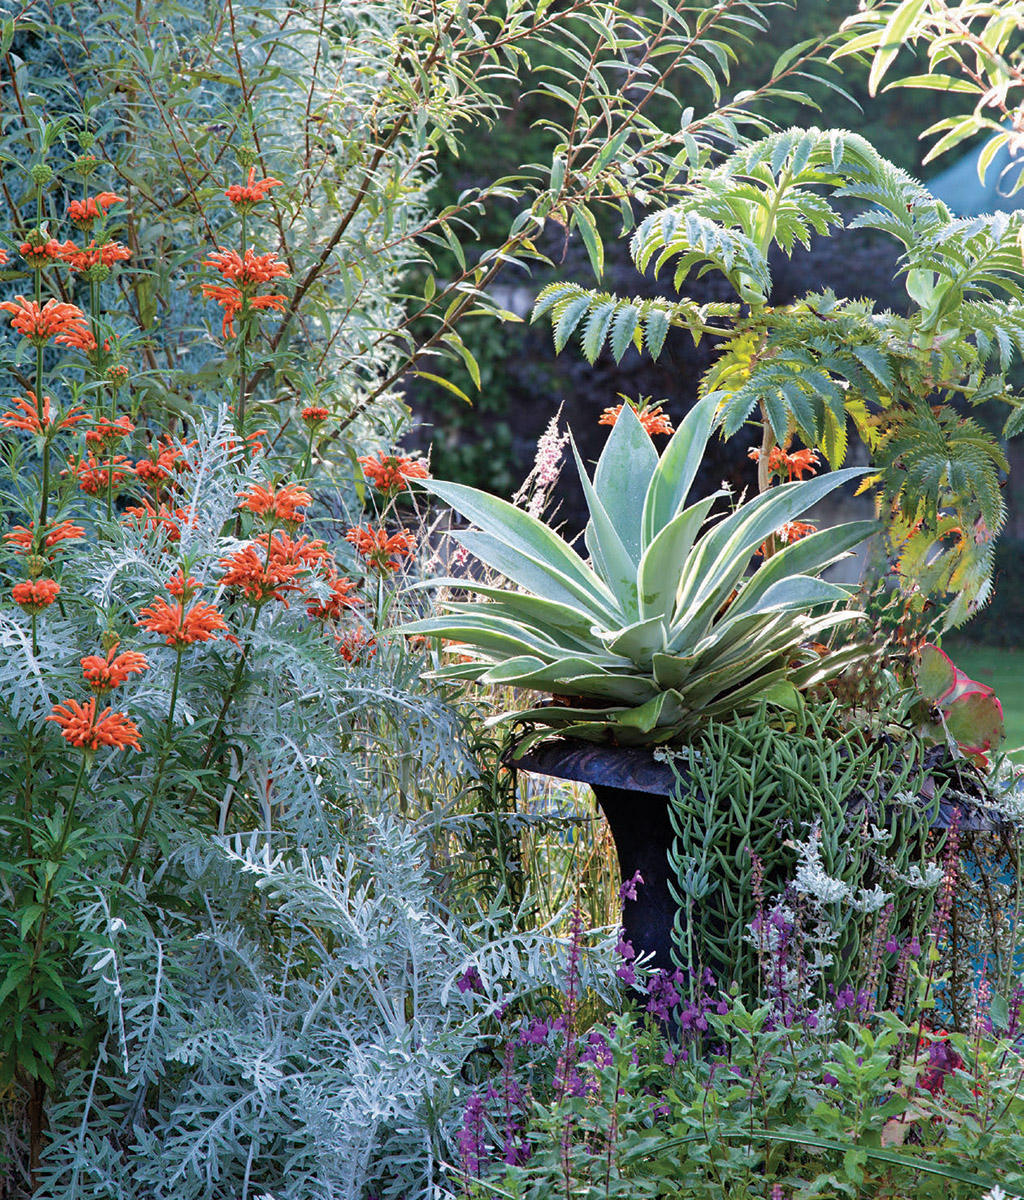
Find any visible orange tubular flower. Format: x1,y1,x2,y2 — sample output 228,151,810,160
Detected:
67,192,126,230
20,237,76,268
0,249,8,266
80,646,150,692
757,520,817,558
199,284,286,338
1,392,87,434
257,530,332,569
307,575,362,621
5,519,85,555
137,596,230,646
64,453,134,495
0,295,90,347
218,544,302,605
122,501,197,543
237,481,311,524
12,578,60,613
345,524,415,572
166,569,201,600
748,445,820,482
59,240,131,273
599,404,674,437
336,626,377,664
47,698,141,752
224,168,283,209
301,406,329,425
204,248,290,286
86,414,135,447
357,452,430,494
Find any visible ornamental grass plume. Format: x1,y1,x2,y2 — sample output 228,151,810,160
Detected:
0,295,91,347
136,596,230,646
12,578,60,613
224,167,283,209
357,451,430,494
1,393,87,434
80,645,150,692
47,697,141,751
345,524,414,572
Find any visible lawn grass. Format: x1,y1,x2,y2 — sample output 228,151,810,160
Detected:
943,640,1024,764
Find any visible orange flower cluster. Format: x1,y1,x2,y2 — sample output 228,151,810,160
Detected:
224,168,283,209
200,284,287,338
137,593,231,647
122,501,197,543
218,543,303,606
237,481,311,524
336,626,377,664
12,578,60,613
166,569,201,600
756,520,817,557
134,436,191,497
599,403,674,437
204,248,290,287
0,295,92,348
301,406,329,425
86,414,135,447
1,393,88,435
64,453,134,495
345,524,415,572
5,520,85,556
60,239,131,273
80,645,149,692
67,192,126,230
748,445,820,482
307,575,362,622
357,452,430,494
48,697,141,752
0,249,8,266
19,237,75,268
257,530,332,568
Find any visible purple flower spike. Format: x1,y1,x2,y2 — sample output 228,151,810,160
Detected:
457,966,484,994
619,870,644,902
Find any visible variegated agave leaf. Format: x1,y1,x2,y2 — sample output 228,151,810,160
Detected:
403,395,877,746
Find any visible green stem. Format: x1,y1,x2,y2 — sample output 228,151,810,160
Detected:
118,647,183,885
31,754,88,962
35,343,50,532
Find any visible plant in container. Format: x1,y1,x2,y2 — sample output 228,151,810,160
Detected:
404,396,888,973
406,126,1021,984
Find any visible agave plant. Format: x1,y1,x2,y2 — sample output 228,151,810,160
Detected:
406,395,878,749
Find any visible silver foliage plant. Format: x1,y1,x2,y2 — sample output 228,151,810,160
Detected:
38,818,621,1200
